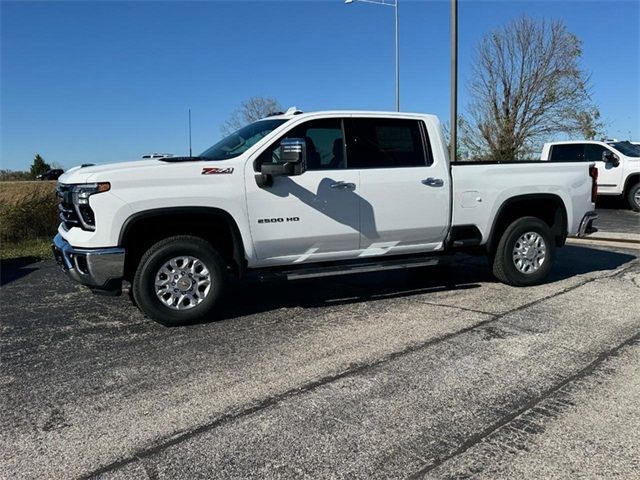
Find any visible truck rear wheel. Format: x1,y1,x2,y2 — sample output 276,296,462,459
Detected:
132,235,227,326
491,216,555,287
627,183,640,212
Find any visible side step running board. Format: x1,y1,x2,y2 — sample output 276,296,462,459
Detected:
257,255,450,282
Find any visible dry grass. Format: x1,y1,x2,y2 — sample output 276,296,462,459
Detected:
0,181,59,258
0,180,56,205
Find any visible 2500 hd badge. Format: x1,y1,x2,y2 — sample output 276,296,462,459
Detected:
257,217,300,224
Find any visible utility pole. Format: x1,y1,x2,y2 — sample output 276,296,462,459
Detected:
394,0,399,111
450,0,458,162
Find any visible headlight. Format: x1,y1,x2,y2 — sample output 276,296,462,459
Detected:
71,182,110,230
72,182,110,205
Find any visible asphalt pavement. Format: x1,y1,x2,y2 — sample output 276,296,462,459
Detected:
595,197,639,236
1,238,639,479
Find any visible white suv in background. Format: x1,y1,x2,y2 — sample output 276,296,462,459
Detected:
541,140,640,211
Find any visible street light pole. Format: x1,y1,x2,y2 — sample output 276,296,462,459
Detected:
345,0,399,112
346,0,457,133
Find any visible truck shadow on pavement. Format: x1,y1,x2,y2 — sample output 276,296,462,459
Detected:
208,245,637,324
596,196,632,210
0,257,42,286
1,246,634,326
546,244,636,281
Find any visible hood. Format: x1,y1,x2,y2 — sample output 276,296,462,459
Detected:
58,159,171,184
57,157,241,188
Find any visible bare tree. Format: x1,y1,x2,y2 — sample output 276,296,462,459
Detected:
221,96,282,135
459,16,602,161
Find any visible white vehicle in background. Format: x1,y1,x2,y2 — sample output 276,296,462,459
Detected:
53,109,598,326
541,140,640,211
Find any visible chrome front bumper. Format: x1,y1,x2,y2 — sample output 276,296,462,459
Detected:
52,234,125,292
578,211,598,237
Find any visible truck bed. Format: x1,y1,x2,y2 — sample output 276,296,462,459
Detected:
451,161,595,242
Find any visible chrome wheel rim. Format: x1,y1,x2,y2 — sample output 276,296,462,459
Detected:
154,256,211,310
634,188,640,207
512,231,547,274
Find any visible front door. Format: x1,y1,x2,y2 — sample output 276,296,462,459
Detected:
245,118,361,265
584,143,624,195
344,117,450,255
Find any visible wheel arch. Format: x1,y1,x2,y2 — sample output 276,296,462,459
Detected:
623,173,640,194
487,193,568,254
119,207,246,279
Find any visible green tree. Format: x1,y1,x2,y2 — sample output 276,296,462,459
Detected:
30,154,51,179
459,16,603,161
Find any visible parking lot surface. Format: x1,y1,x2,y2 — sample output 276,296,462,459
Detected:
596,198,640,235
1,243,639,479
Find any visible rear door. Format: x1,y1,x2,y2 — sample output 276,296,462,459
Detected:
344,117,450,255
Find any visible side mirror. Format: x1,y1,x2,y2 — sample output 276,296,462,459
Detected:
278,138,307,172
602,150,620,167
256,138,307,188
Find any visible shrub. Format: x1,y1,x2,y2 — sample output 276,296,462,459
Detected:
0,182,59,243
0,169,32,181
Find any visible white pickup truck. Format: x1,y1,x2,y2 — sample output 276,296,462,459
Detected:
541,140,640,211
53,110,598,325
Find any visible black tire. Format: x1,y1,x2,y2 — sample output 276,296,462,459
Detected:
491,216,555,287
627,183,640,212
132,235,227,326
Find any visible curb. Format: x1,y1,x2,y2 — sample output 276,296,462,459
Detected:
588,231,640,244
569,231,640,249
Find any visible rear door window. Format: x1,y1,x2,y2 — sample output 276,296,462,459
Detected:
549,144,585,161
344,118,430,169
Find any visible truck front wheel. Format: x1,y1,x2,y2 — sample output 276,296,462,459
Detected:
491,217,555,287
132,235,227,326
627,183,640,212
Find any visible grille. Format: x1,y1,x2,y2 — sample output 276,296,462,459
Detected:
57,184,81,230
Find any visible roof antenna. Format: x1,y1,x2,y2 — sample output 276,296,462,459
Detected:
188,108,193,157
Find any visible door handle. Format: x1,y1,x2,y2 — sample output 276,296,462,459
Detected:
421,177,444,187
330,181,356,190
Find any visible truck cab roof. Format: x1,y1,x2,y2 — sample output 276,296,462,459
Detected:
264,108,439,123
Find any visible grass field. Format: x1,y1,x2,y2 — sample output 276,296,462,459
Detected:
0,238,52,260
0,181,58,260
0,180,56,204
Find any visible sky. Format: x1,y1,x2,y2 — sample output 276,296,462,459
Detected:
1,0,639,170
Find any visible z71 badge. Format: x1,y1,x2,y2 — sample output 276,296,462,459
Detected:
202,167,234,175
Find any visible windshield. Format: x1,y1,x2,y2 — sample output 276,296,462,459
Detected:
200,119,288,160
608,141,640,157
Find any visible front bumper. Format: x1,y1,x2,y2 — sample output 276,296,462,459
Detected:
52,234,125,293
577,211,598,237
